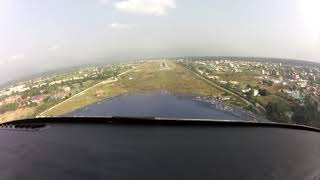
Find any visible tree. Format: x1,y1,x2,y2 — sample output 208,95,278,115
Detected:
246,89,255,99
266,80,274,86
292,96,319,127
225,82,232,89
246,105,256,113
262,80,273,86
266,102,289,123
223,92,231,96
292,85,297,91
0,103,19,114
259,89,269,96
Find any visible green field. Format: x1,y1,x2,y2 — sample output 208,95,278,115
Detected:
41,60,226,116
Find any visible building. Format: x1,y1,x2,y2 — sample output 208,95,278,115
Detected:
49,80,62,86
283,90,302,100
270,78,282,84
253,89,260,97
4,95,21,104
53,92,68,100
297,81,307,88
219,80,227,84
242,88,251,93
197,69,204,75
9,85,30,93
219,96,231,101
292,74,300,80
95,90,105,97
64,87,71,92
0,90,12,96
31,95,46,104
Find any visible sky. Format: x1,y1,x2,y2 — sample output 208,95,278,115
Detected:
0,0,320,84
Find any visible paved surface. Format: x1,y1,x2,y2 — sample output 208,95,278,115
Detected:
159,60,171,71
67,94,243,120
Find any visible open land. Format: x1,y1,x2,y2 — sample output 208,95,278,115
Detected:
41,60,231,116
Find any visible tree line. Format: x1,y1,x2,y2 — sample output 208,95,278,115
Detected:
266,96,320,127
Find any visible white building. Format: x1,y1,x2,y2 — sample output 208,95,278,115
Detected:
297,81,307,88
253,89,260,96
9,85,30,93
64,87,71,92
219,80,227,84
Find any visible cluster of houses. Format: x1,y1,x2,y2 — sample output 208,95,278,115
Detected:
0,85,71,111
0,62,137,114
185,59,320,103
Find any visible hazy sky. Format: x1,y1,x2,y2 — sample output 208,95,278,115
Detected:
1,0,320,83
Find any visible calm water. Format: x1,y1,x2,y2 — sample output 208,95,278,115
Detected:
67,93,242,120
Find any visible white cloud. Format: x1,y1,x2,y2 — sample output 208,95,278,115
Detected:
100,0,111,5
0,53,25,64
110,22,134,30
48,44,60,51
10,53,25,60
114,0,176,16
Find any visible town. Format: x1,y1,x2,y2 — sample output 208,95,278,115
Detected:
177,57,320,126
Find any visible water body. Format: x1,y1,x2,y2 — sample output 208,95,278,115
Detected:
67,93,243,120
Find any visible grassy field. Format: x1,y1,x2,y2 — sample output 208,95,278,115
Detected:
118,61,223,96
215,71,296,110
256,93,296,110
0,108,35,123
42,60,225,116
41,83,126,116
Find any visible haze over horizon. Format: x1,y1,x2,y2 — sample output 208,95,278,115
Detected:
1,0,320,84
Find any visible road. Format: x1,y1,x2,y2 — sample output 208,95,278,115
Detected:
38,67,136,117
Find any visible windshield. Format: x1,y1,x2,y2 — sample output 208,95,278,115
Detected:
0,0,319,127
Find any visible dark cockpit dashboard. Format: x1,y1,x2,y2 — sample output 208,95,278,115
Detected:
0,117,319,180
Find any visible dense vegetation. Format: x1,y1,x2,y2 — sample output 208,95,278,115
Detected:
266,102,290,123
0,103,19,114
292,97,320,127
266,97,320,127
